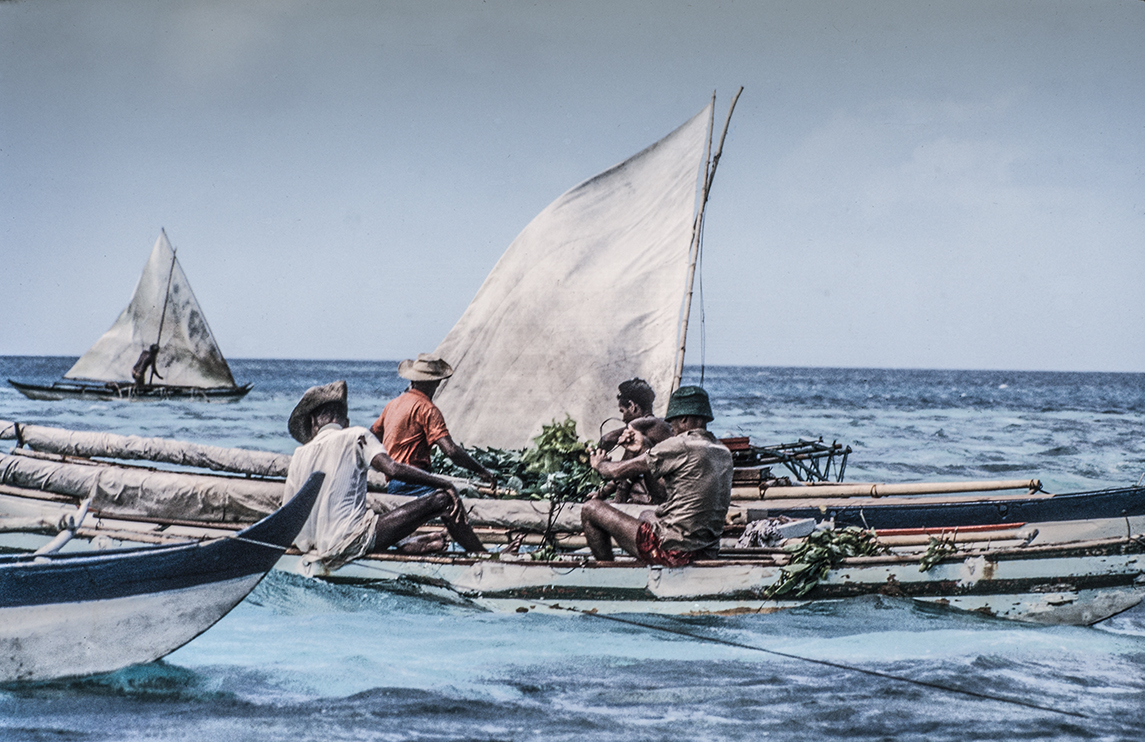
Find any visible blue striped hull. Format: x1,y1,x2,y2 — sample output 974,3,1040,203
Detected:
0,473,321,682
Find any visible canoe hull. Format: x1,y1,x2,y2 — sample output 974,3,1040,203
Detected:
279,537,1145,625
7,379,252,403
0,574,262,682
0,473,321,683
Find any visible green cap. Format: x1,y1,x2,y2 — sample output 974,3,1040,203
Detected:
664,385,713,422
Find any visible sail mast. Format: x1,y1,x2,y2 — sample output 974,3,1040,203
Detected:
152,229,178,385
671,86,743,392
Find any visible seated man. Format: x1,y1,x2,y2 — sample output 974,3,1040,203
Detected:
370,354,495,496
283,380,486,574
597,377,673,504
583,386,732,566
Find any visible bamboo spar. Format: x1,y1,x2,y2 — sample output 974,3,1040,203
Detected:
760,479,1043,500
672,87,742,393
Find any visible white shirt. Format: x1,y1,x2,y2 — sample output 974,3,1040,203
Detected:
283,423,386,569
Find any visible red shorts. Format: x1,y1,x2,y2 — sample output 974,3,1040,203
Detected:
636,522,696,568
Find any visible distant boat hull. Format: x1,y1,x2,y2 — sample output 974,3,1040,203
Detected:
7,379,252,403
0,473,321,683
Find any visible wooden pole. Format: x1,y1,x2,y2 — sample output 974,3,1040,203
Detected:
672,87,743,392
759,479,1043,500
152,228,178,385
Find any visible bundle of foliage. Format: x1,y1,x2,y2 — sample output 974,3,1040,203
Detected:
766,526,886,598
918,534,960,572
431,416,601,502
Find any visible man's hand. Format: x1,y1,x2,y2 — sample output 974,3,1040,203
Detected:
617,427,646,455
589,446,610,472
444,486,464,520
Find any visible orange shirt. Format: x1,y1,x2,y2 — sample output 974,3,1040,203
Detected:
370,388,450,471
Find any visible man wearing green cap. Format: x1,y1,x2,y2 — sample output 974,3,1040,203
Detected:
584,385,733,566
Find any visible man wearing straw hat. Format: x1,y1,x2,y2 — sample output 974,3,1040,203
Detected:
283,379,486,574
583,386,733,566
370,353,495,497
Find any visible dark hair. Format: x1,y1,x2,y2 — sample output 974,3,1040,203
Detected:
311,400,347,421
617,377,655,413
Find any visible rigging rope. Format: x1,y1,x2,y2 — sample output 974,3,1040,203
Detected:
535,602,1089,720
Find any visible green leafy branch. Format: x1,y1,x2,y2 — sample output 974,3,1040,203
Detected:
767,527,885,598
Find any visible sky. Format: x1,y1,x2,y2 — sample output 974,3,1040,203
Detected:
1,0,1143,372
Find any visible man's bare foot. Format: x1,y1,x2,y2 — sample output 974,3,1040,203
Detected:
395,532,448,554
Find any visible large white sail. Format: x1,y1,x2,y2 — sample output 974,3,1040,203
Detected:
433,103,713,449
65,232,238,389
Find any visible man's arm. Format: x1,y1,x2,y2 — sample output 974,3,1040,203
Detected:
628,416,672,445
435,435,496,484
598,426,625,450
589,447,651,480
370,453,464,518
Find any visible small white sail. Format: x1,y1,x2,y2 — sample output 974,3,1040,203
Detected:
64,232,238,389
433,103,714,449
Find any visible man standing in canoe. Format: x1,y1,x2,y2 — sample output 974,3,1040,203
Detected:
283,380,486,574
370,354,496,496
131,343,162,390
583,386,732,566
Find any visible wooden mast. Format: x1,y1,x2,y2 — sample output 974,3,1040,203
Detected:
151,228,178,385
671,87,742,393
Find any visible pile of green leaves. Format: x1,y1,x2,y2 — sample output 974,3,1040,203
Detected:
766,527,885,598
431,416,601,502
918,534,960,572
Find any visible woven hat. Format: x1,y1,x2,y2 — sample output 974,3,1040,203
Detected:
288,380,348,443
664,385,713,422
398,353,454,381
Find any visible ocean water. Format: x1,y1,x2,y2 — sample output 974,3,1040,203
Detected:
2,356,1144,741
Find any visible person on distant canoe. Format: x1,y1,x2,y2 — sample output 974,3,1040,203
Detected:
582,386,733,567
131,343,162,390
283,380,486,574
596,377,673,504
370,354,496,497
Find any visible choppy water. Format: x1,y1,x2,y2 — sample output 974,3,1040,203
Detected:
2,357,1145,741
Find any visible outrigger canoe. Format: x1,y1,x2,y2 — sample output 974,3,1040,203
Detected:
2,424,1145,626
0,473,321,683
278,532,1145,626
8,230,251,403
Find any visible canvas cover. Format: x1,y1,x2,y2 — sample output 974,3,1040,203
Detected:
0,453,280,523
433,104,713,450
3,422,290,478
65,232,238,388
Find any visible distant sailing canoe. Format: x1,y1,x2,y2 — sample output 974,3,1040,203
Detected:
9,230,250,402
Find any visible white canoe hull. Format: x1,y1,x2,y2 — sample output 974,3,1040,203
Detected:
278,538,1145,626
0,574,261,683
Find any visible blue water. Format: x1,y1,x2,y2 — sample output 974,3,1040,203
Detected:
3,357,1145,741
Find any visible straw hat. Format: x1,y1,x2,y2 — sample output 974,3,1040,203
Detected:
288,380,348,443
664,385,713,422
398,353,454,381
